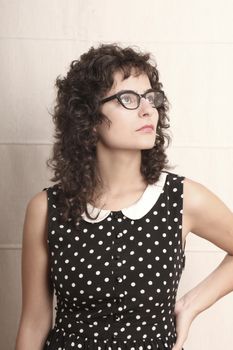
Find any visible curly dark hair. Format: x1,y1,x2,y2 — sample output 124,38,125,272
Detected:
46,43,173,225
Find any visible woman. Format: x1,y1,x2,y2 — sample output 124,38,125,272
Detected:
15,43,233,350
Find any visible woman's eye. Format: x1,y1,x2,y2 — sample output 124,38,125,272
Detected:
121,94,133,104
146,93,155,104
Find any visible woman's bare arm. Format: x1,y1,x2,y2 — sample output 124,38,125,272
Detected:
15,191,53,350
173,177,233,350
181,177,233,312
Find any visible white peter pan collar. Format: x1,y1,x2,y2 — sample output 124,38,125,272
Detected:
81,171,168,223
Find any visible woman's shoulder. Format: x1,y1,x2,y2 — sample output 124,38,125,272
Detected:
162,170,207,197
22,187,59,245
161,169,186,183
26,183,60,217
26,191,48,220
41,183,61,194
167,171,217,220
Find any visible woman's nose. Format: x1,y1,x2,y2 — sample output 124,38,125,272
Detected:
138,97,152,116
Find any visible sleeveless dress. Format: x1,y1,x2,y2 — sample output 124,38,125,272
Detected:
42,170,186,350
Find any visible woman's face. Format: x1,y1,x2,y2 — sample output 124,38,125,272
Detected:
96,70,159,151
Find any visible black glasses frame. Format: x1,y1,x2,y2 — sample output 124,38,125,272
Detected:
100,89,165,110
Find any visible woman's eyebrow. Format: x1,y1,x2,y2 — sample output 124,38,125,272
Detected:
115,88,153,95
144,87,153,92
115,89,135,94
134,88,153,94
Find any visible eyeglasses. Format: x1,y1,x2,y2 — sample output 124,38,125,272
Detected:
100,89,165,110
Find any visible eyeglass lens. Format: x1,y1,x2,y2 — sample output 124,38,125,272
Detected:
119,91,164,109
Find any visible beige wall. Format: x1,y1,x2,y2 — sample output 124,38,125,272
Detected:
1,1,233,348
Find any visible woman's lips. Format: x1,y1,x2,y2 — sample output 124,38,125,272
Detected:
136,125,154,132
136,124,154,131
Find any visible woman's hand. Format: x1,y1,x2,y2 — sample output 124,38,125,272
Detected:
172,297,196,350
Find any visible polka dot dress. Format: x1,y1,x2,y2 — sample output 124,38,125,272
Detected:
43,171,186,350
